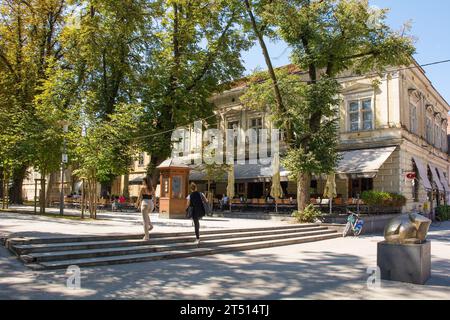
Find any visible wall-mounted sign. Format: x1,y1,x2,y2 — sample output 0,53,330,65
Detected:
406,172,416,180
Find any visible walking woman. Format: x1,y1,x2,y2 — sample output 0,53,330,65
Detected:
136,177,155,240
186,183,207,245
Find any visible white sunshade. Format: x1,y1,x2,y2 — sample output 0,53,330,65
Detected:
337,147,397,178
412,156,433,191
430,165,445,192
436,167,450,194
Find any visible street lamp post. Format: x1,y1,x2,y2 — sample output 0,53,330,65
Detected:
60,123,69,216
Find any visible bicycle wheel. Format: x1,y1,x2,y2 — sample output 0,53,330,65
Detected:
354,227,363,236
342,223,351,237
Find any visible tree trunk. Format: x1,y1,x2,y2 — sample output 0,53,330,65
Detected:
244,0,292,142
2,169,8,209
89,179,95,219
0,167,3,199
148,156,164,188
122,174,129,198
10,165,27,204
40,172,46,214
93,178,97,219
46,172,55,207
81,178,85,219
297,172,311,212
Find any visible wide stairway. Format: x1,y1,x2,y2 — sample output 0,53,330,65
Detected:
3,224,340,270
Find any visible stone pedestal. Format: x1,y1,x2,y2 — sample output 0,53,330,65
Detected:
377,241,431,285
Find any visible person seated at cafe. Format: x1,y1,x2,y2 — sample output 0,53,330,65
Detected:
118,195,126,210
112,198,119,212
220,194,229,210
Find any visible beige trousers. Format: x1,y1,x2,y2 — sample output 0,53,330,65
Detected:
141,199,154,238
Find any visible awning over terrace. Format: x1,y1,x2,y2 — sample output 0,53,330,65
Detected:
336,146,397,179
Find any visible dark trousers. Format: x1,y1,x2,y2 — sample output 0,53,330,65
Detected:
193,216,200,239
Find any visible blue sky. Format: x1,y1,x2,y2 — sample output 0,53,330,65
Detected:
241,0,450,103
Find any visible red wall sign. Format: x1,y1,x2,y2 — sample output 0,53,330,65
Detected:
406,172,416,180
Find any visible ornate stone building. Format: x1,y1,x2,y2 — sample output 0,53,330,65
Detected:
23,61,450,213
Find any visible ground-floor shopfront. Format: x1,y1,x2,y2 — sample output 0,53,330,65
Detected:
20,142,450,214
189,144,450,213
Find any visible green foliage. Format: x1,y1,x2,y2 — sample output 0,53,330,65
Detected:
137,0,252,165
241,0,415,211
265,0,415,76
292,204,322,223
361,191,406,207
436,206,450,221
69,102,144,183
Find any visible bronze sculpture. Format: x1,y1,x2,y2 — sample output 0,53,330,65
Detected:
384,213,431,244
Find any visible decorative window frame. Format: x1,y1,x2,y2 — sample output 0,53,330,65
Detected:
345,91,375,133
442,120,448,153
408,88,422,135
425,105,434,144
435,114,442,149
409,101,418,134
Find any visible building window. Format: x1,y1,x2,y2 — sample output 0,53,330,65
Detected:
410,103,418,134
426,116,433,144
138,153,145,167
249,117,263,142
442,127,448,152
228,120,240,160
250,118,263,130
228,120,239,129
435,122,441,149
349,178,373,198
348,98,373,132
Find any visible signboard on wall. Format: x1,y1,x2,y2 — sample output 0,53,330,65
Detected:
406,172,416,180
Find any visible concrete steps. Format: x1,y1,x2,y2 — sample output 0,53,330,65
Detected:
5,224,317,246
11,225,327,255
4,224,340,270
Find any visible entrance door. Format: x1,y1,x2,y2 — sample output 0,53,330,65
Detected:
248,182,263,199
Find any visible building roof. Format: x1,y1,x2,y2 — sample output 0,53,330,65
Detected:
157,158,190,169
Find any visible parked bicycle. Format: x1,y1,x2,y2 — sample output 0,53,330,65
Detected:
343,210,364,237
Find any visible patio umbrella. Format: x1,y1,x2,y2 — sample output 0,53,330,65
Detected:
270,153,283,212
323,172,337,215
226,164,235,212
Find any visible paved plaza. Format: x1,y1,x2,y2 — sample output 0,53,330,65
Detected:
0,207,449,300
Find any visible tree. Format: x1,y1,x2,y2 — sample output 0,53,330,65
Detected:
242,0,415,211
70,102,144,219
0,0,67,204
138,0,252,185
32,66,79,213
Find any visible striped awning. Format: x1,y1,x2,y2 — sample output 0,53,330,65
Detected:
429,165,444,192
412,156,433,191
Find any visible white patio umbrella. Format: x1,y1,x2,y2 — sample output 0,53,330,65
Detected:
270,153,283,213
226,164,235,212
323,172,337,215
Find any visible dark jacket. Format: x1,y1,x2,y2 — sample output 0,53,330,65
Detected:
189,191,205,218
